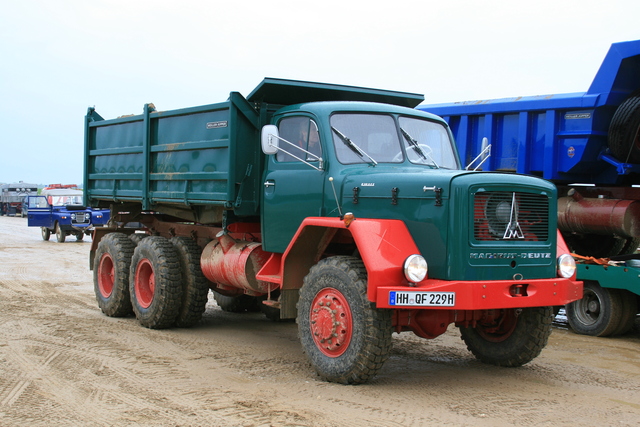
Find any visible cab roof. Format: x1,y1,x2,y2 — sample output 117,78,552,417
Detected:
247,78,424,108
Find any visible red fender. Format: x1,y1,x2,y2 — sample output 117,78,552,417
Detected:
258,217,421,303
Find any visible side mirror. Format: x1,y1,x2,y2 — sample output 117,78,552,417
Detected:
261,125,279,155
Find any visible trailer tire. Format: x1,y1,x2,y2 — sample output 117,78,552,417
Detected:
213,292,260,313
611,289,638,336
55,223,65,243
609,90,640,163
169,237,209,327
94,233,136,317
41,227,50,241
130,236,183,329
297,256,392,384
458,306,553,367
565,280,623,336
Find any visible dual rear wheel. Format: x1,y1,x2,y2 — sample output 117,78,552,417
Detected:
93,233,209,328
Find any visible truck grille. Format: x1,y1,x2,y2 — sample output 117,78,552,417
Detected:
474,191,549,241
71,212,90,224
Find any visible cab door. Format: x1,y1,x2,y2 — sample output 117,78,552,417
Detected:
27,196,53,228
261,116,326,253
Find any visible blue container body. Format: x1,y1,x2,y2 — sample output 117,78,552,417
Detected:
419,40,640,185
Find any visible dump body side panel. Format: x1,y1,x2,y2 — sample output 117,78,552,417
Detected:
419,40,640,185
84,93,262,220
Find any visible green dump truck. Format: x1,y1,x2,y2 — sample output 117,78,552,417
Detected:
85,78,582,384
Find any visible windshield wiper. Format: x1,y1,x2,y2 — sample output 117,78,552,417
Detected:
331,126,378,165
400,127,439,168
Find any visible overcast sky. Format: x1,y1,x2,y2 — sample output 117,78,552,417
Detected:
2,0,639,185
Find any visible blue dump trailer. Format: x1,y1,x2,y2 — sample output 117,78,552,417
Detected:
419,40,640,336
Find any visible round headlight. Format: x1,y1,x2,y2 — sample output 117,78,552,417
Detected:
557,253,576,278
404,254,428,283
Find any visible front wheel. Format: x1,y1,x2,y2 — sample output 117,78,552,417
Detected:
55,223,65,243
297,256,392,384
458,306,554,367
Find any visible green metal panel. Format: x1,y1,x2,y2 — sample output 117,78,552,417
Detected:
577,264,640,296
248,77,425,108
448,173,557,281
84,93,261,215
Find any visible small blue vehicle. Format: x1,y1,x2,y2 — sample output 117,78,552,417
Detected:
26,188,110,242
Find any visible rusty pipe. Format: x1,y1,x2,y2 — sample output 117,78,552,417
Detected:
557,194,640,237
200,233,275,295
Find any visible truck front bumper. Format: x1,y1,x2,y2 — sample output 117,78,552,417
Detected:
375,277,582,310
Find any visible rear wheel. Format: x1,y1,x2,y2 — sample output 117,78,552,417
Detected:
169,237,209,327
55,223,65,243
76,231,84,241
41,227,51,241
297,256,392,384
458,306,553,367
565,281,623,336
609,90,640,163
94,233,136,317
129,236,183,329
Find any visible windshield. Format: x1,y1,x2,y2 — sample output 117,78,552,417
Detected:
398,116,459,169
49,195,83,206
330,113,459,168
330,114,402,164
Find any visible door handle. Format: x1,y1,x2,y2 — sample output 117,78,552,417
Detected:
264,181,275,188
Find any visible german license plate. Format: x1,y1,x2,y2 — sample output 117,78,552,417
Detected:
389,291,455,307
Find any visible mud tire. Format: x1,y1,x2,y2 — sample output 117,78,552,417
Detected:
565,281,623,337
129,236,183,329
169,237,209,327
297,256,392,384
609,90,640,163
94,233,136,317
458,306,553,367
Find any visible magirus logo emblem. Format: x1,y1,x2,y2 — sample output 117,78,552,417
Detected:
504,192,525,239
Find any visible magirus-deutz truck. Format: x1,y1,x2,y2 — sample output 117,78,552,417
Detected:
84,78,581,384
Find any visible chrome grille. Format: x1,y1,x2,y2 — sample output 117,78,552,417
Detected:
474,191,549,241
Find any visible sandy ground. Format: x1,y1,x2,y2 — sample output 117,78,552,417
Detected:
0,215,639,426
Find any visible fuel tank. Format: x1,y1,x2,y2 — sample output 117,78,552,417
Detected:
200,233,276,295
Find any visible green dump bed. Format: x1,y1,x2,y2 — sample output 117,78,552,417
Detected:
84,92,262,221
83,78,424,224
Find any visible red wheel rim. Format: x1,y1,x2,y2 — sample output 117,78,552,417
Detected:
475,309,518,343
135,259,155,309
97,253,114,298
309,287,352,357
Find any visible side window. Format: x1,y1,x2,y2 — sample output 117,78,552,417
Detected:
276,117,322,162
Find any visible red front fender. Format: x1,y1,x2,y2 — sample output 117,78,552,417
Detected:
276,217,420,302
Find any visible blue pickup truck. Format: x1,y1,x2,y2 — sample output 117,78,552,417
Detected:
26,188,110,242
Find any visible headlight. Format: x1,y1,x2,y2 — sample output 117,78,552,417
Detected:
404,254,428,283
557,253,576,278
71,213,76,220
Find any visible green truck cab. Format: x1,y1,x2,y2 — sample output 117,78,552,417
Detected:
85,78,582,384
